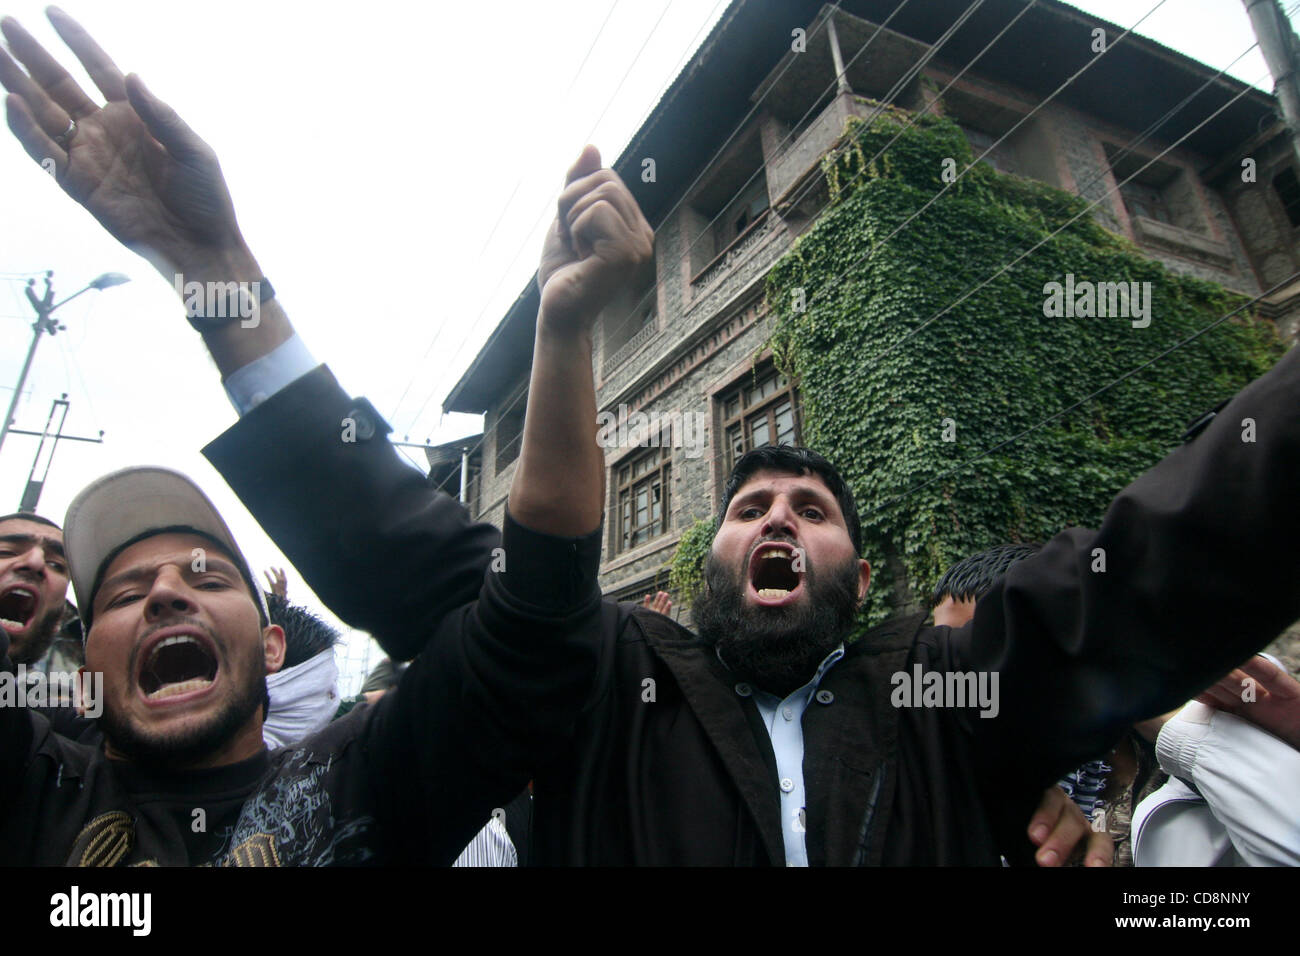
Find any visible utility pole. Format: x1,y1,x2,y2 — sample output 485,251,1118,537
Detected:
14,393,104,512
0,270,128,459
1244,0,1300,167
19,394,69,513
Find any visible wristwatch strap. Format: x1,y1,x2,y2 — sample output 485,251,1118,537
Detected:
184,277,275,331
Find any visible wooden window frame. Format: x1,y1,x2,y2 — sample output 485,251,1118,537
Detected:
615,443,672,555
719,366,802,478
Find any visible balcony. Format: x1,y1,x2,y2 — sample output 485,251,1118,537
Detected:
601,314,660,377
690,210,779,292
767,93,882,204
1131,216,1233,271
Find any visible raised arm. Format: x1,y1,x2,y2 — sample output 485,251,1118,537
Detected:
1,9,291,368
961,340,1300,809
1,10,501,653
348,149,652,861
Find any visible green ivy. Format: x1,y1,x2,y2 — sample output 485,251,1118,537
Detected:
668,516,717,610
763,112,1284,631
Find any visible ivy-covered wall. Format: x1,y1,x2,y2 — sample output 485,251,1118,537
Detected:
671,109,1284,629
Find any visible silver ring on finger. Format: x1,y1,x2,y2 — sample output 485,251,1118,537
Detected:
53,118,76,150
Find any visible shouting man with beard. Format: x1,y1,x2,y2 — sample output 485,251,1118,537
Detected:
6,9,1293,867
0,513,70,668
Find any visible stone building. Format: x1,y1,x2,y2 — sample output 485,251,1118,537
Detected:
442,0,1300,608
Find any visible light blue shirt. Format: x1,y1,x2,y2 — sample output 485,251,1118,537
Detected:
749,644,845,867
222,332,317,415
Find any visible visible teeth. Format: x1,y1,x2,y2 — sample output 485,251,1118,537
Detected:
757,588,791,598
0,617,23,629
157,635,199,650
146,678,212,700
147,634,200,663
9,589,34,598
760,549,788,559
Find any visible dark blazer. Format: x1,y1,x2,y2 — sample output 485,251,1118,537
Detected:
204,351,1300,864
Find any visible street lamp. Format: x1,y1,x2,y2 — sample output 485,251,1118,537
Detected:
0,270,130,458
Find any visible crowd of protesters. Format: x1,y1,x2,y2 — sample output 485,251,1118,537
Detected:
0,9,1297,867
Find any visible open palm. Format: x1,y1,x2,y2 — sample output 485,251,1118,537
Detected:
1,9,244,276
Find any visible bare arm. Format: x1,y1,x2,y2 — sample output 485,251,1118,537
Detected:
509,146,653,536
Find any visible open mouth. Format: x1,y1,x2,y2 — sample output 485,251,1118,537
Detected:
138,633,219,702
749,544,804,605
0,586,38,634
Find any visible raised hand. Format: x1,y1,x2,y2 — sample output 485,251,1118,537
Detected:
263,567,288,600
1,8,249,280
508,146,654,537
536,145,654,337
642,591,672,617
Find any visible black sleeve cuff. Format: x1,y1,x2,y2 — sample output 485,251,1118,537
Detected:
498,509,603,611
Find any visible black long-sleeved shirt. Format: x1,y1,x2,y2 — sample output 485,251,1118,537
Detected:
0,513,601,866
202,356,1300,864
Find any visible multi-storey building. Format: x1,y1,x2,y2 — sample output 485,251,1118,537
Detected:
441,0,1300,607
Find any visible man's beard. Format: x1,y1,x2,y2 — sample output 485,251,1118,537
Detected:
98,624,269,771
693,543,861,697
5,601,63,666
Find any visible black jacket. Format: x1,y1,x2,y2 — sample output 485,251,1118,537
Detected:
204,350,1300,864
0,469,599,864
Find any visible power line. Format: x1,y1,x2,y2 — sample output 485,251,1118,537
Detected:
408,0,915,439
418,0,921,467
385,0,627,427
590,0,979,368
389,0,689,432
865,267,1300,518
462,48,1284,499
841,58,1269,375
398,0,731,438
437,0,1144,478
790,0,1173,330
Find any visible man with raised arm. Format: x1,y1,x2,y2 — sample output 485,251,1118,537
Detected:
0,8,652,865
5,10,1226,866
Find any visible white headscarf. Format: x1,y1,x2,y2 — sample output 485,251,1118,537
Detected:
263,647,340,749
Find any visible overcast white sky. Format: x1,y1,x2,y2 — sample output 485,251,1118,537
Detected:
0,0,1286,691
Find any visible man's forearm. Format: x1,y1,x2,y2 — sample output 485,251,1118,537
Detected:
507,318,605,537
171,243,295,377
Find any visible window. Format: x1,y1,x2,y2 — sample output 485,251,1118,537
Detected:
1104,143,1208,234
687,129,769,278
601,257,658,367
1273,168,1300,227
719,367,801,476
1119,181,1171,225
616,444,671,553
963,127,1004,171
724,178,771,247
